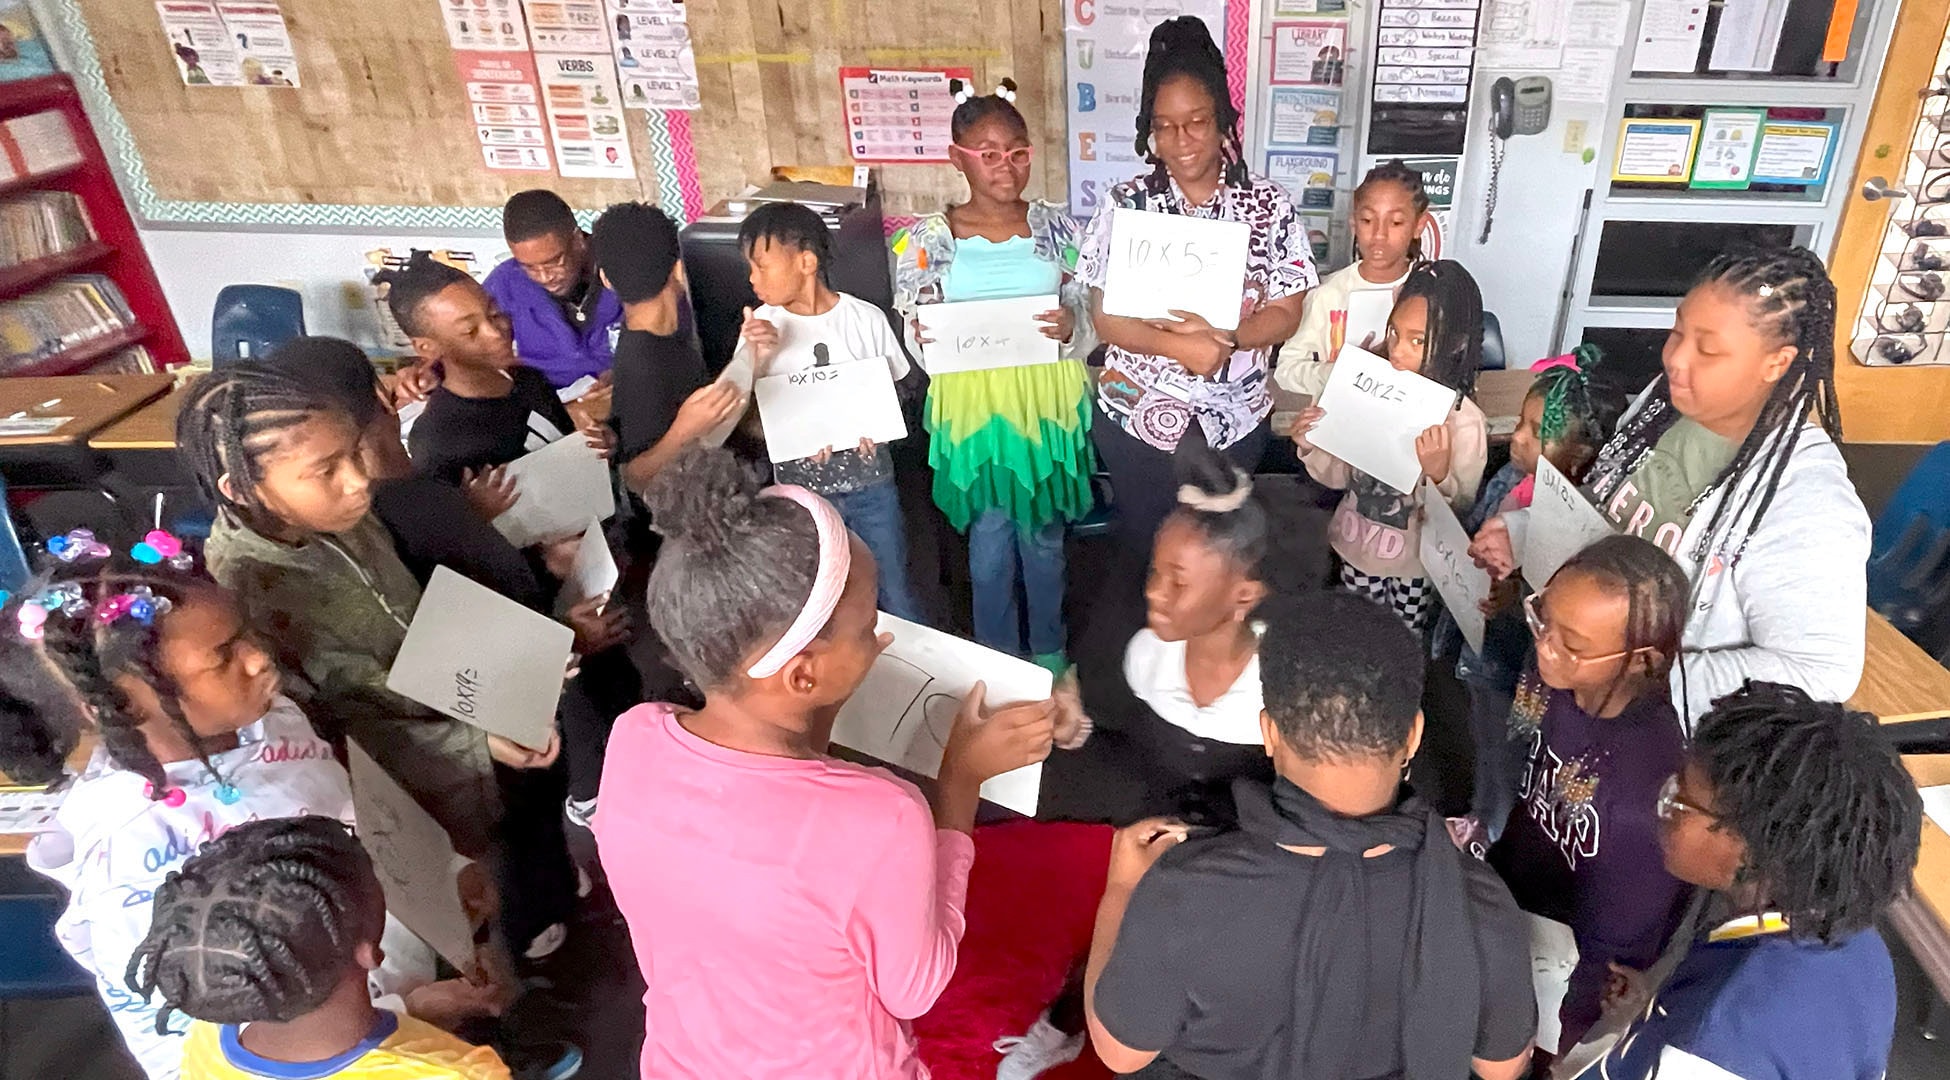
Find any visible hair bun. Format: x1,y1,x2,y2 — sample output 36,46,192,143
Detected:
642,447,762,554
994,77,1017,103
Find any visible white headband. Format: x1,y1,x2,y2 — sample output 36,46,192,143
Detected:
745,485,852,679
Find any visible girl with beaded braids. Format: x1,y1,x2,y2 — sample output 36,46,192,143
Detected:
1075,15,1318,594
1470,247,1868,722
892,77,1095,672
12,559,354,1079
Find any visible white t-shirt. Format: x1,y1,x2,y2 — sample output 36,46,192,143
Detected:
27,697,353,1080
1276,261,1410,397
1122,629,1265,745
752,291,910,381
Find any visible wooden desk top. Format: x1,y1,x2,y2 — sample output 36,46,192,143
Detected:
1851,610,1950,725
0,734,93,858
0,374,173,448
87,378,196,450
1472,368,1534,428
1904,756,1950,934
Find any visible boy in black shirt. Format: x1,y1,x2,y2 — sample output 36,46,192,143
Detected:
587,200,744,495
1085,590,1535,1080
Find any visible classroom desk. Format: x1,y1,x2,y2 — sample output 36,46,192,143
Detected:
1850,610,1950,725
1895,754,1950,1027
86,379,194,452
0,375,172,449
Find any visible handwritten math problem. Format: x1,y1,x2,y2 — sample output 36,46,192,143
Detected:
918,294,1060,374
1308,347,1457,494
1101,208,1250,330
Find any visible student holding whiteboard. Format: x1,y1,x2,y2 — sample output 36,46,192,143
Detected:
893,78,1096,672
1074,16,1318,570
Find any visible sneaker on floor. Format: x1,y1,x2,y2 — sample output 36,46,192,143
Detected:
523,922,568,961
565,796,597,830
993,1011,1085,1080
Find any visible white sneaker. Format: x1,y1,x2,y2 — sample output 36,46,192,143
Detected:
993,1012,1084,1080
565,796,597,830
524,922,568,960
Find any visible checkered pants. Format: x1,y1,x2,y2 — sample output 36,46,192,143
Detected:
1340,564,1437,632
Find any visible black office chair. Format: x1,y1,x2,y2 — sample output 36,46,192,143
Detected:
1480,310,1506,370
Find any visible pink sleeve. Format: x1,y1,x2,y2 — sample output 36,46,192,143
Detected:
845,795,977,1020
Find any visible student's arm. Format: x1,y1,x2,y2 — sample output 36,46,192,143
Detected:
846,792,976,1019
1465,859,1538,1080
1298,441,1353,490
1434,401,1490,506
1235,293,1306,351
619,381,746,492
1672,460,1869,719
1085,821,1191,1074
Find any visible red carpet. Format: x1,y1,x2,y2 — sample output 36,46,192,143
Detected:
915,821,1117,1080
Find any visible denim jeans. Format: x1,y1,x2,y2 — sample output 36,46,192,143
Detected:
969,509,1066,657
828,478,924,623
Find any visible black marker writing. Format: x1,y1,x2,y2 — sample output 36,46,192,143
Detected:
1352,371,1408,404
454,668,481,718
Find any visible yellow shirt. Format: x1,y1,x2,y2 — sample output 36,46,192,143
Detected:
181,1011,511,1079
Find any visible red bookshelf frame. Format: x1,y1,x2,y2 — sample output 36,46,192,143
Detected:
0,75,188,376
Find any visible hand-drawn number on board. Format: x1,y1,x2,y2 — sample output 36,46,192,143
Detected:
871,653,962,773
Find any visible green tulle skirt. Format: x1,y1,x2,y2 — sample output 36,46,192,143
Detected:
925,359,1096,533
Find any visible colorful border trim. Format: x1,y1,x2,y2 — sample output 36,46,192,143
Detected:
1224,0,1249,119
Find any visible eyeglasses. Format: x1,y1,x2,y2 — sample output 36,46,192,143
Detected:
1524,591,1638,668
1656,773,1719,821
1150,114,1217,145
952,144,1031,168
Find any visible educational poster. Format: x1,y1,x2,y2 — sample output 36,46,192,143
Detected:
1631,0,1707,73
1399,155,1456,259
1267,149,1338,210
1063,0,1226,213
0,2,55,83
1271,21,1348,85
156,1,241,86
521,0,610,53
839,67,971,163
1611,118,1699,183
1372,0,1475,106
1690,108,1764,189
440,0,529,50
536,53,635,178
604,0,700,109
1750,121,1838,186
454,50,553,172
216,3,299,86
1267,87,1340,147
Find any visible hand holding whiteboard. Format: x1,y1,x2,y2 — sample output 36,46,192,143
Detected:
491,434,616,549
829,613,1051,815
1419,482,1491,653
1522,458,1617,592
917,294,1061,374
1100,208,1251,331
754,356,908,464
386,567,575,750
1308,346,1458,494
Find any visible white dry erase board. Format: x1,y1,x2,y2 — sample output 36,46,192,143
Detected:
347,740,476,973
754,357,908,464
917,295,1061,374
491,434,616,549
1344,288,1396,354
829,613,1052,815
565,516,618,608
1308,346,1456,495
1100,208,1251,331
704,352,755,449
1523,458,1617,593
1420,482,1491,654
385,567,574,750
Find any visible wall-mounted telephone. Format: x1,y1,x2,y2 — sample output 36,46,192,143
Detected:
1479,76,1553,243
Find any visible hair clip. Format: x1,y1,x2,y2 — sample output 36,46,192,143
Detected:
45,528,110,563
17,582,80,640
142,782,188,808
994,78,1017,103
949,78,974,104
1755,283,1775,298
94,586,172,628
130,530,192,570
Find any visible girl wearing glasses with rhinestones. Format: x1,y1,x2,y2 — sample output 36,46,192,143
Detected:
892,77,1095,673
1485,535,1694,1067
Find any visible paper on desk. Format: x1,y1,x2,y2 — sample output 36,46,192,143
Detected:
1309,346,1457,495
565,516,618,608
348,740,476,972
385,567,574,750
1344,289,1395,355
829,613,1051,815
1523,458,1616,593
1101,208,1251,331
1421,482,1490,654
917,295,1060,374
0,416,70,437
1923,785,1950,838
491,433,616,548
0,786,63,834
754,356,907,464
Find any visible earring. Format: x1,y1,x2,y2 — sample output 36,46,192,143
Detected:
1400,760,1413,784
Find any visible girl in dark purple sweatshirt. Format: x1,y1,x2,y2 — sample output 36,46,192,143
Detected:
1488,535,1695,1061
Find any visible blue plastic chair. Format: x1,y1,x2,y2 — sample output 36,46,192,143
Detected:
212,284,305,366
1867,441,1950,644
0,859,94,998
0,474,30,596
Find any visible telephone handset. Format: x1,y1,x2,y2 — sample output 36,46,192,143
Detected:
1479,76,1552,243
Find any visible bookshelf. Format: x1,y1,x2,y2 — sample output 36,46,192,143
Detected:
0,75,185,378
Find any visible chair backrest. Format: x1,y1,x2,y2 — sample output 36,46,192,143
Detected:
212,284,306,366
0,473,29,595
1868,441,1950,635
1479,310,1506,370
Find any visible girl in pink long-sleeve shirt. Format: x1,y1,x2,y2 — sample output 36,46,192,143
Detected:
594,447,1057,1079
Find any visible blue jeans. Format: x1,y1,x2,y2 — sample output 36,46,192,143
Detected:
828,479,924,624
969,510,1066,657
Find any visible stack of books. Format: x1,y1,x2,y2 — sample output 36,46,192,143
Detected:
0,190,95,269
0,273,136,374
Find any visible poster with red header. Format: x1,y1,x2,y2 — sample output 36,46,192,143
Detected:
838,67,972,163
453,50,554,172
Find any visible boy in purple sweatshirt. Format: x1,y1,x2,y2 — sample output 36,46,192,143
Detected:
1486,537,1694,1061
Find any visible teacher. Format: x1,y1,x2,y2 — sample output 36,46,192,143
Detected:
1077,15,1317,567
483,188,624,388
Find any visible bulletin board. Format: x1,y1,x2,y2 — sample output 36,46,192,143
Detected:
58,0,1069,228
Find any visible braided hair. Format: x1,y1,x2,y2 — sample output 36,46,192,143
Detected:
1691,681,1920,943
27,562,212,799
1587,246,1840,565
1166,435,1330,595
0,677,69,785
1397,260,1483,399
372,252,475,338
1550,535,1691,715
948,77,1027,142
126,816,385,1033
1529,345,1626,480
1136,16,1247,192
1354,159,1431,263
175,363,343,535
